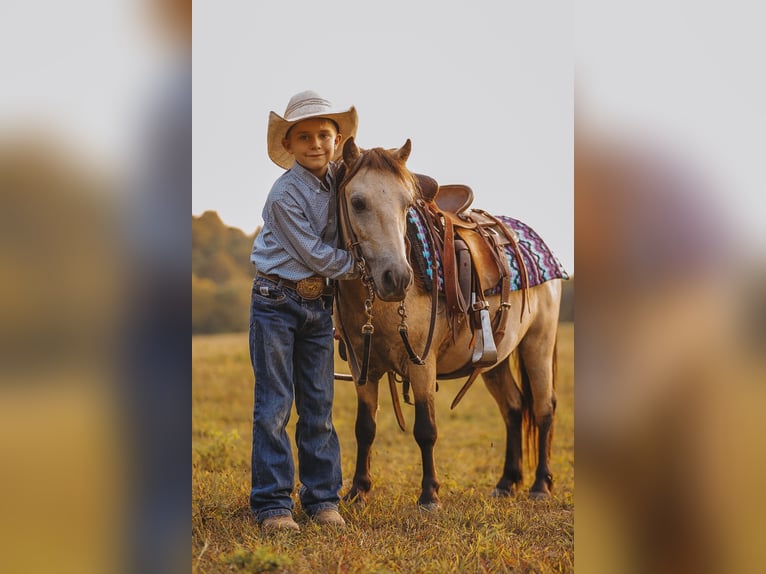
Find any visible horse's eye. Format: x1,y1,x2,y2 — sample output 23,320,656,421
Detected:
351,196,366,212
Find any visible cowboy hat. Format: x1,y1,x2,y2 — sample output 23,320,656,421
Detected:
267,90,358,170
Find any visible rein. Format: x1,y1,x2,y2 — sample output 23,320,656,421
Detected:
335,162,438,386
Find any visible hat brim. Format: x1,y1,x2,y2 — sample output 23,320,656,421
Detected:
267,106,358,170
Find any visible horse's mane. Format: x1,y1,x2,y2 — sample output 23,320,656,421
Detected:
339,147,418,202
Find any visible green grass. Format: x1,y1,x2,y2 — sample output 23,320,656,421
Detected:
193,323,574,573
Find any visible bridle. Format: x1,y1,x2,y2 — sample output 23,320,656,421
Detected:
334,159,439,386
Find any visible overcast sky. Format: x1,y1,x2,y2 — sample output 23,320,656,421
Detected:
192,1,574,273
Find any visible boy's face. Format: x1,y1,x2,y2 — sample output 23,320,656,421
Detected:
282,118,341,178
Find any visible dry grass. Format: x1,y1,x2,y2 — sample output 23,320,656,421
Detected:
192,323,573,573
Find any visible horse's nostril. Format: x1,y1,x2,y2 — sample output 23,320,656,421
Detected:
382,269,394,289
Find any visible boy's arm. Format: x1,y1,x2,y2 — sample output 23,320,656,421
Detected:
268,197,357,279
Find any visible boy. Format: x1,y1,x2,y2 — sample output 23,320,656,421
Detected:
249,90,358,532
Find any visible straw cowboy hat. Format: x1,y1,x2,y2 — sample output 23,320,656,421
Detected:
267,90,358,170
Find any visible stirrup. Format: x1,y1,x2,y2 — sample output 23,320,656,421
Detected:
470,296,498,366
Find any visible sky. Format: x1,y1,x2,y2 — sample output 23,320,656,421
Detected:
192,1,575,273
0,1,162,172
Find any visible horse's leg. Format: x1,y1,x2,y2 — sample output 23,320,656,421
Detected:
344,378,380,505
410,364,440,509
519,328,558,499
482,355,525,497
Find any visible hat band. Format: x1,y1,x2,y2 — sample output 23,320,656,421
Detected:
284,97,333,119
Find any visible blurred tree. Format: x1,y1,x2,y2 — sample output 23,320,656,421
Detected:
191,273,216,333
192,211,256,333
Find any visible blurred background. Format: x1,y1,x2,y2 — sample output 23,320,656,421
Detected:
1,1,189,573
576,2,766,573
2,0,765,573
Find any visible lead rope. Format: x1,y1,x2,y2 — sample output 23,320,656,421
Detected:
356,256,375,385
397,302,425,365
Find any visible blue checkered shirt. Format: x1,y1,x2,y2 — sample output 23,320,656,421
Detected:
250,161,356,280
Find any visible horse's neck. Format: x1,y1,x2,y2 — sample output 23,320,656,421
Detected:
337,278,367,299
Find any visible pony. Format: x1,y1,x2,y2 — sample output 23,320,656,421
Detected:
334,137,564,509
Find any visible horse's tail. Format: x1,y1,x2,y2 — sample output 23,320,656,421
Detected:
519,338,558,472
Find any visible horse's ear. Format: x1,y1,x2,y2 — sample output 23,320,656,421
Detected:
335,161,347,184
343,137,361,166
395,139,412,163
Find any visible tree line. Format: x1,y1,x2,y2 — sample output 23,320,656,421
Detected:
192,211,258,333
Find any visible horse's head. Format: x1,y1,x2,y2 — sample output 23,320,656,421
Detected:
339,137,416,301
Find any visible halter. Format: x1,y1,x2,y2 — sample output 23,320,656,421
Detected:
335,159,439,386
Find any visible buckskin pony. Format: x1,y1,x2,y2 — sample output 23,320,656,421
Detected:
334,137,567,509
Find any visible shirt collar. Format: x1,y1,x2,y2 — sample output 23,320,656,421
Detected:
290,161,335,193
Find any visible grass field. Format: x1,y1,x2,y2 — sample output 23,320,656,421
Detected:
192,323,573,573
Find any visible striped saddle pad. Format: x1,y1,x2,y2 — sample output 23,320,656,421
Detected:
406,208,569,294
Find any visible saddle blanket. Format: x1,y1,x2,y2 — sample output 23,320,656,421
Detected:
407,208,569,294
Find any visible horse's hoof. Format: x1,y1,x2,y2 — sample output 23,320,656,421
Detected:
418,501,441,512
491,486,515,498
528,490,550,500
343,491,367,507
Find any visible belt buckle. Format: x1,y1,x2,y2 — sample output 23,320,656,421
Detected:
296,276,325,300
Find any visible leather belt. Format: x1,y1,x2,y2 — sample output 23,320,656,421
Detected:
255,271,334,300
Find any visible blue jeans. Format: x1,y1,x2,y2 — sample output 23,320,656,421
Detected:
249,276,342,522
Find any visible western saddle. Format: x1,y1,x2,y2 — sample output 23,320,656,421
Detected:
414,174,529,369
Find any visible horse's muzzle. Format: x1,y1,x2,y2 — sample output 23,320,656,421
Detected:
376,265,413,302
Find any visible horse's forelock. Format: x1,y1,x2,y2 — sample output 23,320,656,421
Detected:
342,147,416,202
